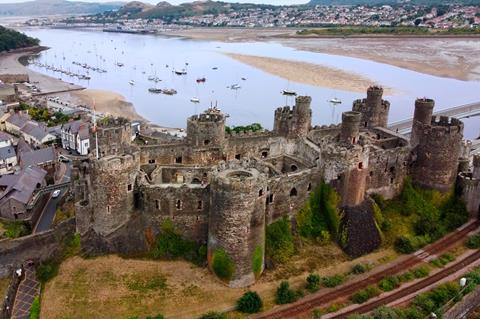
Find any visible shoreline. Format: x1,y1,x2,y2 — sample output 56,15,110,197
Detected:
223,52,395,95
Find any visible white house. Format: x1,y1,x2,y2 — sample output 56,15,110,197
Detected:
61,120,90,155
0,145,17,175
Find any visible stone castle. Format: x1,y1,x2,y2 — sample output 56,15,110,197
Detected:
73,86,479,288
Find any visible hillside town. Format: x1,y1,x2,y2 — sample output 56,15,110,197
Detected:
22,3,480,30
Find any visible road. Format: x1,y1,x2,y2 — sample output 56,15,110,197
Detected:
33,162,71,233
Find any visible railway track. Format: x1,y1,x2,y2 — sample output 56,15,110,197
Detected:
252,220,479,319
327,249,480,318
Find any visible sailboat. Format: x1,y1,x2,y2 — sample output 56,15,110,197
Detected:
329,97,342,104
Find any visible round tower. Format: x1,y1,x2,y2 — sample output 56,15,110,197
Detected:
410,98,435,148
292,96,312,137
412,116,464,192
187,108,225,148
208,168,267,287
340,111,361,145
473,155,480,180
352,86,390,129
89,153,140,236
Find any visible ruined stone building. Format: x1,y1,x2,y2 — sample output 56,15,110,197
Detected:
73,86,479,288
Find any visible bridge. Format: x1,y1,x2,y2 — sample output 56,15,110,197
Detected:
26,181,71,210
388,101,480,135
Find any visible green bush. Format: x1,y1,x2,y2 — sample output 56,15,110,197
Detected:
430,253,455,268
351,263,369,275
3,221,29,239
265,217,294,265
198,312,226,319
275,281,297,304
412,267,430,279
306,273,321,293
351,285,381,304
312,309,323,319
412,282,460,313
466,234,480,249
322,274,344,288
394,234,430,254
29,296,40,319
378,276,400,292
37,259,60,283
236,291,263,314
152,220,205,265
211,248,235,282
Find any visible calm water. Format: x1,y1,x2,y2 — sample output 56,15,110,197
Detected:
24,29,480,138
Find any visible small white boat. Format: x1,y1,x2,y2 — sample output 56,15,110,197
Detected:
129,80,135,85
329,97,342,104
162,89,177,95
190,97,200,103
116,62,124,67
174,69,187,75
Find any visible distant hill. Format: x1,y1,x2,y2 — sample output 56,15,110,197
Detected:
109,0,278,20
0,26,39,52
308,0,480,5
0,0,125,17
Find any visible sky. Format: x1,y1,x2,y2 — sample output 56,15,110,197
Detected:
0,0,308,4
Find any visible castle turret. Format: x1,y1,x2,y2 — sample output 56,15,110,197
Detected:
340,111,361,145
208,168,267,287
412,116,464,192
410,98,435,148
273,96,312,138
474,155,480,180
88,153,140,235
187,108,226,148
91,117,133,158
352,86,390,129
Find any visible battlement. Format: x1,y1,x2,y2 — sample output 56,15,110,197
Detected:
420,116,465,137
97,117,130,128
273,96,312,138
226,130,273,139
93,153,139,171
189,108,225,123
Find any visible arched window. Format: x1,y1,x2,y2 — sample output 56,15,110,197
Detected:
291,165,298,172
290,188,297,197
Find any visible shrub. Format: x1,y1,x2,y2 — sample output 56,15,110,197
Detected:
29,296,40,319
37,259,60,283
466,234,480,249
378,276,400,292
312,309,323,319
351,263,368,275
306,273,321,293
351,285,381,304
412,282,460,313
275,281,297,304
322,274,344,288
440,194,469,231
198,312,226,319
265,217,294,265
236,291,262,314
4,221,29,239
412,267,430,279
211,248,235,282
394,235,430,254
397,271,414,283
430,253,455,268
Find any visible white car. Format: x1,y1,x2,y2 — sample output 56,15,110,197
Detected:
52,190,61,198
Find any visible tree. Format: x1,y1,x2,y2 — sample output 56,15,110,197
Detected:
275,281,297,304
236,291,263,314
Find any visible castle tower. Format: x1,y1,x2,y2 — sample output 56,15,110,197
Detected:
410,98,435,148
208,168,267,288
412,116,464,192
88,153,140,235
340,111,362,145
474,155,480,180
273,96,312,138
352,86,390,129
187,108,226,148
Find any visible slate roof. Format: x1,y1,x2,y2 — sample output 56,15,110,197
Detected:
19,147,56,168
0,145,16,161
5,113,30,129
0,166,46,204
20,122,51,142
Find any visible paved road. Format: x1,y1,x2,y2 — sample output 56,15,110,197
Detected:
11,264,40,319
33,162,71,233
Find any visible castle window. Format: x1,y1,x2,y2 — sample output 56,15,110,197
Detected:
197,201,203,210
369,171,374,177
290,188,298,197
358,162,364,170
390,177,394,184
155,200,160,210
389,167,395,174
175,156,183,164
235,154,241,160
307,183,312,191
261,151,268,158
259,189,264,197
107,205,111,214
127,184,132,192
364,122,368,127
204,139,210,146
149,159,156,164
269,194,274,204
192,178,201,184
352,137,356,144
291,165,298,172
176,200,182,210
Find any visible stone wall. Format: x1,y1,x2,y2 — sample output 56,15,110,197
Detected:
0,218,75,274
444,286,480,319
0,271,21,319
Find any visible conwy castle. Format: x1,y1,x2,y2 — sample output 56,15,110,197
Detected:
72,86,480,288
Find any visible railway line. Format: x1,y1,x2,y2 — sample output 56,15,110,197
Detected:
251,220,480,319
